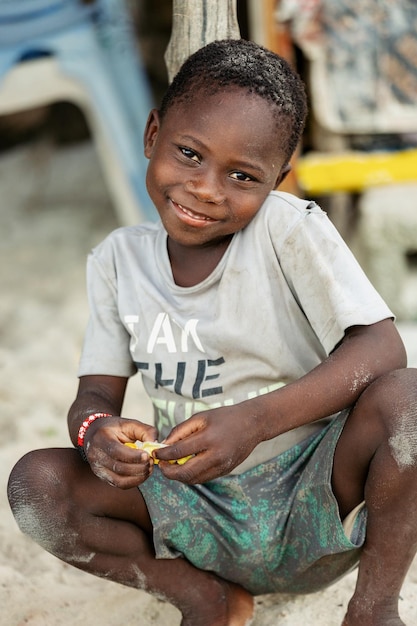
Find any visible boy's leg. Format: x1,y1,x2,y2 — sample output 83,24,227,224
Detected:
7,449,253,626
332,368,417,626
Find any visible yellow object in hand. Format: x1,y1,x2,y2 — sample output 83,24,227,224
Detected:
124,441,192,465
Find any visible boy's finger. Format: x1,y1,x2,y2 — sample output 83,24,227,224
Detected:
120,420,158,443
163,414,208,444
154,441,196,465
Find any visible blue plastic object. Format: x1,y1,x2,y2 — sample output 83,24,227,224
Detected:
0,0,156,222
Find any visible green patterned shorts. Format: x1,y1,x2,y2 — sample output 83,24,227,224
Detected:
139,411,367,595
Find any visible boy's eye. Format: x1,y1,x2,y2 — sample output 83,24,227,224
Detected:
179,146,200,163
230,171,254,182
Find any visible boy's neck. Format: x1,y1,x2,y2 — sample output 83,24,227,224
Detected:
167,236,233,287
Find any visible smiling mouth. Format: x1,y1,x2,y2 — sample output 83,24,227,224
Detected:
172,200,217,223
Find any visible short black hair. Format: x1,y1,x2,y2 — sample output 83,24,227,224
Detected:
160,39,308,164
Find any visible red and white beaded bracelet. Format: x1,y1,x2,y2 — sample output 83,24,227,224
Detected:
77,412,112,447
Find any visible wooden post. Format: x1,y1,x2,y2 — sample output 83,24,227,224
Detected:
247,0,295,64
164,0,240,83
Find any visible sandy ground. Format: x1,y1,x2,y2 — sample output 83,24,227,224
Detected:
1,140,417,626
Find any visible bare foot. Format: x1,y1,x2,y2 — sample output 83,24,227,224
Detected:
180,579,254,626
342,601,406,626
342,617,405,626
227,583,255,626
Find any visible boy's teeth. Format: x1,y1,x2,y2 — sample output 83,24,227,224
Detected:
178,203,210,220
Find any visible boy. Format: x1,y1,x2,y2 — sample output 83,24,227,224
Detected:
7,39,417,626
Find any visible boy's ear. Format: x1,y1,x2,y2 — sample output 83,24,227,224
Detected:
274,163,292,189
144,109,161,158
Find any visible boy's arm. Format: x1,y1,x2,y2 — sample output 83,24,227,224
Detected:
157,318,406,483
252,318,406,438
68,374,158,488
67,374,127,446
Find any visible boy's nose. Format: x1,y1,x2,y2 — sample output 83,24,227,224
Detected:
184,173,225,205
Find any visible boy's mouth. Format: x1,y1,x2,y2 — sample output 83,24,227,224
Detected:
171,200,217,223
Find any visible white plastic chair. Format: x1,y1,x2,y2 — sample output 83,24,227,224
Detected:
0,0,156,225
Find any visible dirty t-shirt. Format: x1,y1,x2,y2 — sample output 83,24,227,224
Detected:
78,191,393,473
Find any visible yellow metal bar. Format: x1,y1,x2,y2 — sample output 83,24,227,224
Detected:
296,149,417,194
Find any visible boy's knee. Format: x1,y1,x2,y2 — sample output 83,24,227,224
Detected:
8,449,62,503
357,368,417,457
363,368,417,416
7,449,73,547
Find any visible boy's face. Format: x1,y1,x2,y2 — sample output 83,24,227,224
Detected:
144,87,290,248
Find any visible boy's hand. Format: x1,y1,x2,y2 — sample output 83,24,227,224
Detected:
154,405,261,484
83,416,158,489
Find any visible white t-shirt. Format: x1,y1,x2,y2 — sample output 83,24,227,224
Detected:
78,191,393,472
